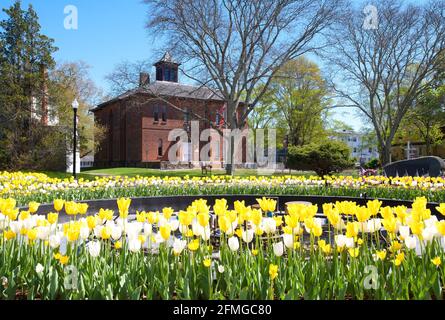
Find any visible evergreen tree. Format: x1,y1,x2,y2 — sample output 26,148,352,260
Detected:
0,0,57,169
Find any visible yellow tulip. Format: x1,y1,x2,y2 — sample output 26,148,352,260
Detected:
436,221,445,236
348,247,360,258
27,229,38,242
54,199,65,212
47,213,58,225
78,203,88,215
162,207,174,220
117,198,131,218
346,222,360,238
197,212,209,227
67,228,80,242
4,230,16,240
436,203,445,217
19,211,31,221
65,201,79,216
28,201,40,214
114,241,122,250
160,224,171,241
101,226,111,240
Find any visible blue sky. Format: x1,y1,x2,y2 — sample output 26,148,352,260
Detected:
0,0,381,130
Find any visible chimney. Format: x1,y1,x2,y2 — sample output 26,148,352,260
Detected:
139,72,150,87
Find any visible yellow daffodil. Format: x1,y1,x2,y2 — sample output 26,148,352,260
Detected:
203,258,211,268
269,264,278,281
432,257,441,267
188,239,200,251
375,250,387,261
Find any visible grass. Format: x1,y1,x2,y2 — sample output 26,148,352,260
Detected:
35,167,361,179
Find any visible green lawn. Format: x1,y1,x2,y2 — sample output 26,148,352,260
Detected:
34,167,360,180
75,167,359,178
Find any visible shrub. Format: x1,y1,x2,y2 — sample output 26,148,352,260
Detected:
365,158,380,169
287,140,354,176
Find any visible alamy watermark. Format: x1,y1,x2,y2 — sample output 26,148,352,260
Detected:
363,4,378,30
167,121,277,175
64,5,78,30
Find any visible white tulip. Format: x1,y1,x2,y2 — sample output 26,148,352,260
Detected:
35,263,44,274
366,219,382,233
273,241,284,257
80,227,90,240
143,223,152,237
262,218,276,234
87,241,101,258
241,229,254,243
228,236,239,251
405,235,417,249
283,233,294,249
345,237,355,248
422,226,437,242
170,219,180,232
128,239,141,252
172,238,187,255
93,225,103,238
36,226,50,240
9,221,22,234
424,216,438,228
218,265,225,273
111,225,122,241
399,225,410,239
0,214,5,231
201,226,211,241
49,234,61,249
192,221,202,237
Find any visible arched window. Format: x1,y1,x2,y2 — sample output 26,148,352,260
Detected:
158,139,163,157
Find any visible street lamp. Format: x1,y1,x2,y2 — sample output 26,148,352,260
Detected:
72,99,79,179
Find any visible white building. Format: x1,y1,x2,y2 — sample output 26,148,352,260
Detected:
334,130,379,165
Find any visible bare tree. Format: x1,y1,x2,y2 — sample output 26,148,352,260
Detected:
105,59,153,96
325,0,445,165
144,0,343,174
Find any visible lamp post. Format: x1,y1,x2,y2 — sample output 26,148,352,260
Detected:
72,99,79,179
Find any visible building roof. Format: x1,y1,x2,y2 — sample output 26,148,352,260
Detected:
92,81,225,112
154,52,180,66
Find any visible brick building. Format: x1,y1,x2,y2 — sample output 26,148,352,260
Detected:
92,53,244,169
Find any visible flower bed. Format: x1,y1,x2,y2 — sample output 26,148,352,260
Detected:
1,196,445,300
2,171,445,205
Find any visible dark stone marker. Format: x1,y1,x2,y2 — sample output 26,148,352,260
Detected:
383,156,445,177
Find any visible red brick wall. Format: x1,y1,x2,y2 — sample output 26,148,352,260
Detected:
94,93,229,167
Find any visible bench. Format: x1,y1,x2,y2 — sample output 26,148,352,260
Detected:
200,162,212,175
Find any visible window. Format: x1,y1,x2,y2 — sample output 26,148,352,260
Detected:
165,67,171,81
216,113,221,126
184,108,190,122
158,139,163,157
353,148,357,153
154,105,159,122
369,148,372,153
162,105,167,122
